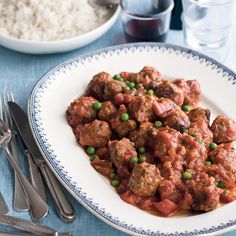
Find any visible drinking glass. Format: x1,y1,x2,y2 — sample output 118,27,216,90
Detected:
181,0,235,61
120,0,174,42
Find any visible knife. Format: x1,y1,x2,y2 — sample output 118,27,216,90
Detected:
0,214,73,236
18,137,47,203
8,102,75,223
0,192,9,215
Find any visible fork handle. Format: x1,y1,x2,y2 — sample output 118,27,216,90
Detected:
11,135,29,211
3,146,49,221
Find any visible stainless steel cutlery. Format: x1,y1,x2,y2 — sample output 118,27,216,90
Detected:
0,192,72,236
0,91,75,231
0,119,49,221
1,93,28,211
8,101,75,223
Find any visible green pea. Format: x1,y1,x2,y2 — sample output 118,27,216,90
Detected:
144,89,147,94
139,146,146,154
87,146,95,155
111,179,120,187
123,86,130,92
130,156,138,165
182,105,191,112
205,161,212,166
109,172,116,179
127,82,136,89
154,121,163,128
90,154,98,162
120,112,129,121
114,74,123,81
215,182,224,188
181,128,189,134
92,101,102,111
182,171,192,180
210,142,217,150
138,156,147,163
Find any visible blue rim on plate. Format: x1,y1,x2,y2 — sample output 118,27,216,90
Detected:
28,42,236,236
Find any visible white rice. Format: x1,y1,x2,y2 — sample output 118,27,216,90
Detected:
0,0,114,41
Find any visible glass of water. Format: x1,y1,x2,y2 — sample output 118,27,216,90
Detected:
181,0,235,60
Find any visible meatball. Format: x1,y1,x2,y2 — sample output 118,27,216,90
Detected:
86,72,113,100
148,127,181,162
206,143,236,189
164,109,190,131
155,81,184,106
181,134,207,170
187,173,223,212
188,121,213,148
188,107,211,124
98,101,117,121
172,78,188,92
128,162,162,197
79,120,112,147
129,66,162,88
108,138,137,168
173,79,201,107
211,115,236,143
86,71,125,100
103,79,126,100
129,122,153,148
128,95,156,122
67,96,97,127
110,105,137,138
152,98,178,118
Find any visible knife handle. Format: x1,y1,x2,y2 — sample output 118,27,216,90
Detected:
36,160,75,223
25,150,47,202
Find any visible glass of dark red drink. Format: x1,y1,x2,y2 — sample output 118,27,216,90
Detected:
120,0,174,42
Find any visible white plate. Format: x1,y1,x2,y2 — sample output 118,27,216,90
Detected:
0,6,120,54
28,43,236,236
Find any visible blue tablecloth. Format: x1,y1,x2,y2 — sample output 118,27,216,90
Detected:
0,17,236,236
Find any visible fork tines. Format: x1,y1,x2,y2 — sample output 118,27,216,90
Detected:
1,92,14,130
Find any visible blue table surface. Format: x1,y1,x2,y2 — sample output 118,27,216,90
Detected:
0,16,236,236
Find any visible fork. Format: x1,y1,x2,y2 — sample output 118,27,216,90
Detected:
0,118,49,221
1,92,29,211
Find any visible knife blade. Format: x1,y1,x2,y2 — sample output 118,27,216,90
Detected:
8,102,75,223
0,191,9,215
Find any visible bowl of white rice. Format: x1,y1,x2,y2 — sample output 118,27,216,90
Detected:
0,0,120,54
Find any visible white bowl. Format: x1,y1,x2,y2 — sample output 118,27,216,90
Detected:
0,6,120,54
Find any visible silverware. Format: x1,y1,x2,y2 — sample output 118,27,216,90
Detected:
0,215,73,236
4,92,47,203
0,119,49,221
8,102,75,223
0,191,9,215
0,233,73,236
1,93,28,211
